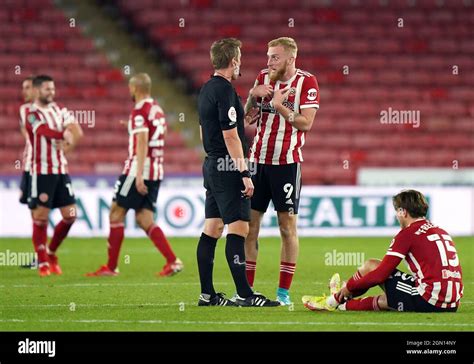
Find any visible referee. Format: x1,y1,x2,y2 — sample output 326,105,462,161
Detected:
197,38,279,307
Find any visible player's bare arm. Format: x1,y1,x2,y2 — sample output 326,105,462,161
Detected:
135,130,149,195
62,123,83,153
244,84,273,113
222,128,254,198
272,88,317,132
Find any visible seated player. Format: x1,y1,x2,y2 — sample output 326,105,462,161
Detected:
302,190,463,312
86,73,182,277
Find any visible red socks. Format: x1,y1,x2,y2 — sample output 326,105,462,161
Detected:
279,261,296,290
245,260,257,287
32,220,49,266
345,296,381,311
107,222,125,271
48,218,75,254
147,224,176,264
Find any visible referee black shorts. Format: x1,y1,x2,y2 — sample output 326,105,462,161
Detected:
250,162,302,215
384,269,457,312
203,157,250,225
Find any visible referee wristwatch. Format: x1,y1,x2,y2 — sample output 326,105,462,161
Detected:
240,170,251,179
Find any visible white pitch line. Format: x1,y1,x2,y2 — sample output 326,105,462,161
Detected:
2,281,326,288
0,302,194,309
2,300,472,310
0,318,472,328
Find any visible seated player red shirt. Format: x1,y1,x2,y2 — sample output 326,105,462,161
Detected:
303,189,463,313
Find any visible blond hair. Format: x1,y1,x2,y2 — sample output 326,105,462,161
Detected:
129,73,152,93
210,38,242,70
268,37,298,58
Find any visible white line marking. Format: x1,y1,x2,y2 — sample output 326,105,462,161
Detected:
1,281,326,288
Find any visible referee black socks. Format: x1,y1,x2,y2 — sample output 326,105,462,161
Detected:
225,233,253,298
197,232,218,297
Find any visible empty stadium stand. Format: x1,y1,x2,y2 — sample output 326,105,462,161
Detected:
116,0,474,184
0,0,472,184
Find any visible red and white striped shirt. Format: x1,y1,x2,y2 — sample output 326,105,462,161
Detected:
122,98,166,181
25,102,74,175
19,102,33,172
249,69,320,165
387,219,463,308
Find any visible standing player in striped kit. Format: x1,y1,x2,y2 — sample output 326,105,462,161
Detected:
244,37,320,305
87,73,183,277
303,190,464,312
26,75,83,277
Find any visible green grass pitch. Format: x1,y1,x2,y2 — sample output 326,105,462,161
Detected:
0,236,472,331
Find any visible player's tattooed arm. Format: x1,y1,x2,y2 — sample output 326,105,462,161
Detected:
244,90,258,114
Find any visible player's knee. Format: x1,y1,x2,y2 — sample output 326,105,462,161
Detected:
135,214,152,232
33,208,49,221
204,223,224,239
228,220,249,238
62,205,77,222
63,216,76,225
360,259,381,275
109,205,125,224
278,223,296,242
203,218,224,239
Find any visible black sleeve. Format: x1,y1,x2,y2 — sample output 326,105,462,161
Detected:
215,83,238,131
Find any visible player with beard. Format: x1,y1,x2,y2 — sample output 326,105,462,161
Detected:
244,37,320,305
25,75,83,277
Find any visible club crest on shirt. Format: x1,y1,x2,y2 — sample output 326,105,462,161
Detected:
28,114,37,124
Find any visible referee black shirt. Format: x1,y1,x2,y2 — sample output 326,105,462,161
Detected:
198,75,246,158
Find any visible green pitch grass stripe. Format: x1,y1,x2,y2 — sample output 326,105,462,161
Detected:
1,319,473,328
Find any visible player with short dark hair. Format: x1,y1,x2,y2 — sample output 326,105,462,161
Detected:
26,74,83,277
302,189,463,313
18,76,36,269
197,38,279,307
87,73,183,278
19,76,35,206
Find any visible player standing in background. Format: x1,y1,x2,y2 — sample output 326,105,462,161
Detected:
303,190,463,312
87,73,183,277
197,38,279,307
26,75,83,277
18,76,36,269
19,76,35,207
244,37,320,305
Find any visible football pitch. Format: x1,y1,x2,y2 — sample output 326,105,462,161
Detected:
0,236,472,332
